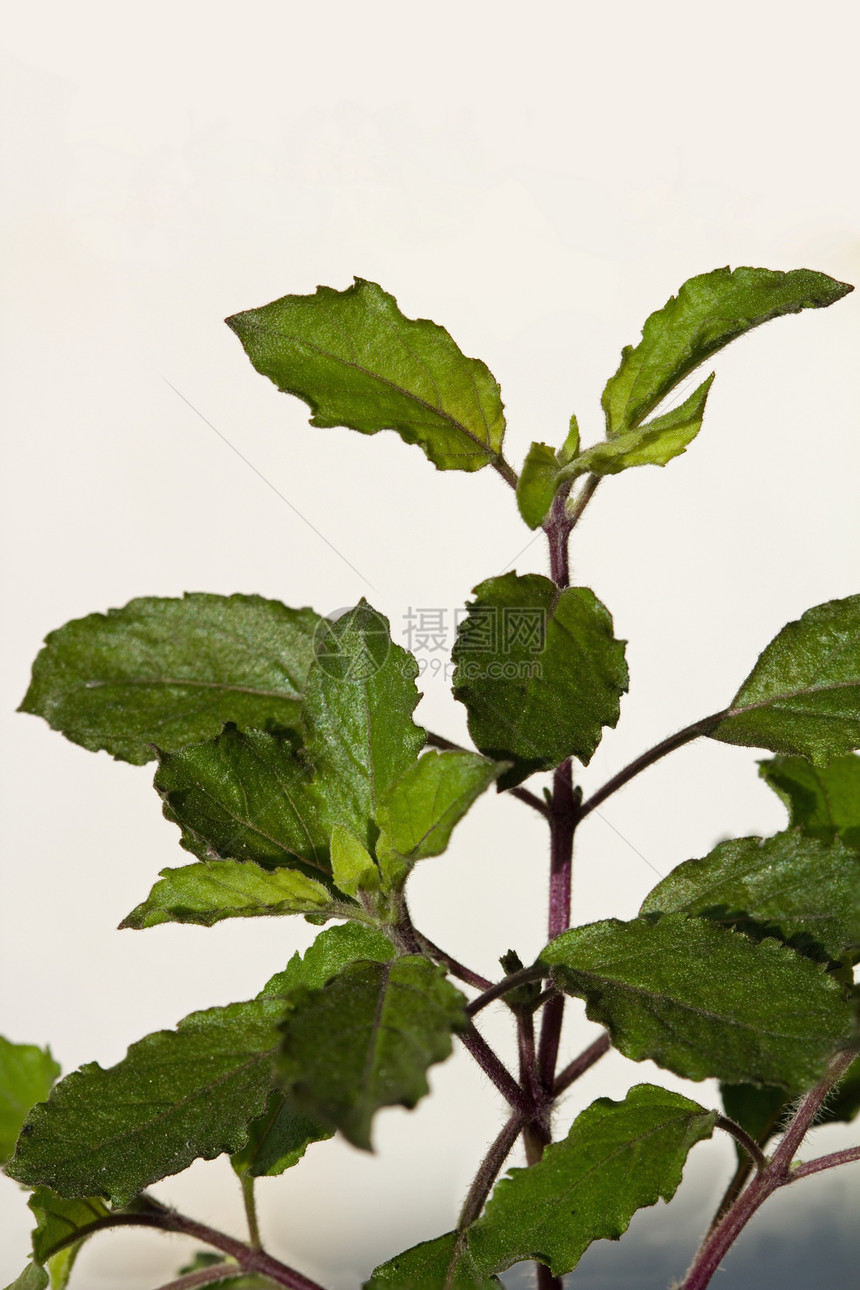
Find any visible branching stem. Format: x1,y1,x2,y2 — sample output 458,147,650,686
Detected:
714,1115,769,1172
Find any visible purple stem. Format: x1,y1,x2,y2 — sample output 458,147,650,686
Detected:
552,1032,611,1096
790,1144,860,1180
460,1023,533,1116
679,1051,857,1290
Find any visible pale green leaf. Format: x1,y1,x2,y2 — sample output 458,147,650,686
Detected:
3,1264,48,1290
640,829,860,963
759,754,860,848
226,278,507,473
711,596,860,764
20,594,323,764
542,913,851,1090
452,573,628,787
573,376,713,477
120,859,337,930
516,442,561,529
602,266,852,436
376,749,503,887
277,957,467,1150
0,1038,60,1164
330,825,379,897
28,1189,110,1289
302,602,425,848
558,414,580,465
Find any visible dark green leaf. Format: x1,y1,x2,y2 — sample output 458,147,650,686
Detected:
466,1085,716,1278
277,957,467,1150
541,913,851,1090
302,602,425,848
120,859,337,930
760,754,860,848
452,574,628,787
376,750,503,886
226,278,507,473
711,596,860,765
3,1264,48,1290
640,829,860,963
517,442,561,530
8,925,391,1204
230,1089,332,1178
601,266,852,436
0,1038,60,1163
573,376,713,477
20,594,323,764
155,726,332,881
262,923,394,997
364,1232,499,1289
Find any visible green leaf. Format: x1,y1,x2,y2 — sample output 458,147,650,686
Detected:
517,442,561,529
302,602,425,848
7,925,390,1204
640,829,860,963
711,596,860,764
28,1188,110,1289
760,754,860,848
0,1038,60,1163
559,414,580,465
230,1089,332,1178
20,594,324,765
263,922,394,996
601,266,852,436
466,1085,717,1279
573,376,713,478
277,957,468,1150
541,913,851,1090
376,750,503,886
720,1083,788,1154
330,825,380,898
155,726,332,881
226,278,507,473
364,1232,500,1289
3,1264,48,1290
452,573,628,787
120,859,337,930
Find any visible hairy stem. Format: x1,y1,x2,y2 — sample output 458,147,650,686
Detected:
714,1115,769,1172
457,1113,523,1230
789,1144,860,1180
240,1171,262,1249
552,1032,611,1096
460,1023,533,1116
153,1266,255,1290
538,760,577,1091
493,454,520,491
466,964,546,1016
680,1051,857,1290
566,473,602,529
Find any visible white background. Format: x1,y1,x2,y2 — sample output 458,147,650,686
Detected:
1,2,859,1286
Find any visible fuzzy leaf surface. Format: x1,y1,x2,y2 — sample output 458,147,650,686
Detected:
711,596,860,764
467,1085,717,1278
601,266,852,436
376,749,502,883
120,859,336,930
302,602,425,847
4,1264,48,1290
517,442,561,529
364,1233,499,1289
226,278,506,472
760,754,860,847
7,925,389,1203
542,914,851,1089
330,825,379,897
0,1039,60,1163
574,376,713,477
452,574,627,787
640,830,860,963
19,594,323,764
155,726,332,881
277,957,467,1150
